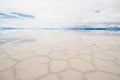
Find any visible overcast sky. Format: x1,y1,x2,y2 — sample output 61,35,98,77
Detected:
0,0,120,27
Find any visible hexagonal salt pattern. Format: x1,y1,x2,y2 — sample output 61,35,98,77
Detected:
0,31,120,80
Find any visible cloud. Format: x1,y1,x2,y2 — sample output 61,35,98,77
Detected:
0,12,35,19
11,12,35,18
0,0,120,27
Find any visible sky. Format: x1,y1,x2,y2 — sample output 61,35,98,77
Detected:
0,0,120,27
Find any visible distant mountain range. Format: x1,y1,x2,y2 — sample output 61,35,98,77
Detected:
0,27,120,31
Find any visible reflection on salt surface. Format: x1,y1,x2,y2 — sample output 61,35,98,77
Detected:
14,38,36,44
0,37,36,45
0,38,21,44
0,28,120,46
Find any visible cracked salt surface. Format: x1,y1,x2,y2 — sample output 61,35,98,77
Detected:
0,30,120,80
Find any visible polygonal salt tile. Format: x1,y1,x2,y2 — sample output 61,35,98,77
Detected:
34,49,52,56
86,71,120,80
0,69,14,80
78,54,92,61
52,46,65,52
0,53,8,59
40,74,61,80
0,58,17,71
78,50,93,55
60,69,83,80
116,60,120,66
70,58,95,72
100,50,120,59
0,50,4,54
64,50,79,58
93,58,120,75
0,50,8,58
5,46,34,55
15,57,49,80
48,51,68,60
9,53,34,61
33,57,50,63
64,46,80,52
84,45,102,53
49,60,69,72
93,53,115,60
110,51,120,59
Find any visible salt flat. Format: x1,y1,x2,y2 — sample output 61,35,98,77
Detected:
0,30,120,80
